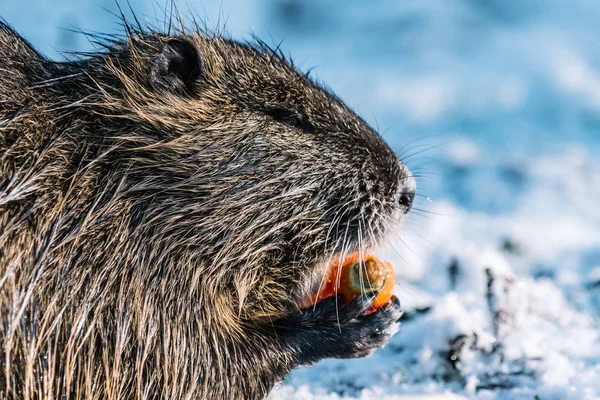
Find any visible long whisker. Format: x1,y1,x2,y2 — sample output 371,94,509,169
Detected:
401,142,450,161
312,205,352,311
334,217,353,331
411,207,451,216
376,212,423,259
357,217,366,299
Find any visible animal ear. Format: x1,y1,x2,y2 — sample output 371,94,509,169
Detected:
149,38,202,94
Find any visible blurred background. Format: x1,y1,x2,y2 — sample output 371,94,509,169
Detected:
2,1,599,399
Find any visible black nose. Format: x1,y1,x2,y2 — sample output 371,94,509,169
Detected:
398,190,415,213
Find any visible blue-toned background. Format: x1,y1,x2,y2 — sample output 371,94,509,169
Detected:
3,0,600,212
2,1,599,399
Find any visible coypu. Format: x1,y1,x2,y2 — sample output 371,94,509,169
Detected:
0,16,416,400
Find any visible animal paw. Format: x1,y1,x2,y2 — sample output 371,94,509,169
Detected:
276,294,403,363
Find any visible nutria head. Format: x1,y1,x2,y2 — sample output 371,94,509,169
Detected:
0,21,414,398
61,30,416,315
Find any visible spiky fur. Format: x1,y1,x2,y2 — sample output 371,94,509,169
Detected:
0,18,414,400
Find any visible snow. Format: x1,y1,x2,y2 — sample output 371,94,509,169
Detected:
270,146,600,400
2,0,599,398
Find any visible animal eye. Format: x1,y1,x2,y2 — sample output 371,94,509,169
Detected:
266,108,313,132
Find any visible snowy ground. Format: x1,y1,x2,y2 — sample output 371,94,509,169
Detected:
270,145,600,400
2,0,599,398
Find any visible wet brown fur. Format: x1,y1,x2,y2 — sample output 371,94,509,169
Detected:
0,16,414,400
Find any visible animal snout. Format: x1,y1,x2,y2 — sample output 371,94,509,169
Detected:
398,189,415,213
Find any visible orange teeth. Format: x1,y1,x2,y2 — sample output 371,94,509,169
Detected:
315,252,395,315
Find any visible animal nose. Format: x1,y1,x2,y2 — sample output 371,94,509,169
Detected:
398,189,415,214
396,170,416,214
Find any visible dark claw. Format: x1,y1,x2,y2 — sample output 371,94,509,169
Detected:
390,295,403,322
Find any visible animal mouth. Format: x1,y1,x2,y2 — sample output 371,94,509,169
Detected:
295,187,408,311
298,251,396,311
